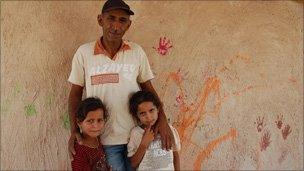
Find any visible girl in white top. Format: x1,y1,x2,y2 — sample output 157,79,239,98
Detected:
127,90,181,170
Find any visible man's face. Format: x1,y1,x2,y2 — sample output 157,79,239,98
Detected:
98,9,131,42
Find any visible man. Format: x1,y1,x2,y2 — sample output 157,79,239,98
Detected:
68,0,173,170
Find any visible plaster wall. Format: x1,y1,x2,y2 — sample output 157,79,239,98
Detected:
1,1,303,170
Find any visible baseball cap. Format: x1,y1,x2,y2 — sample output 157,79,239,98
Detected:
102,0,134,15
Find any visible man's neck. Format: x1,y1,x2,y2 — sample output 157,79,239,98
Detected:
101,37,122,58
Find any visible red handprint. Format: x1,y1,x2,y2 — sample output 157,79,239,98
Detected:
175,94,183,106
275,114,283,129
153,37,173,56
282,125,292,140
260,130,271,151
254,116,265,132
278,150,288,164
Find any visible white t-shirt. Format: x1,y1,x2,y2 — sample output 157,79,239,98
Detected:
127,125,181,170
68,39,154,145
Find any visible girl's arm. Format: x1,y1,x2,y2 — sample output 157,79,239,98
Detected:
129,142,149,168
173,151,180,171
129,126,154,168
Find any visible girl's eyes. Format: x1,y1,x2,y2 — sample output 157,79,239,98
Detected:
97,119,104,122
86,119,94,124
138,108,156,116
138,112,146,116
86,119,104,123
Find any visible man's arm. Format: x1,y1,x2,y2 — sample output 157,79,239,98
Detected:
139,80,173,150
68,84,84,159
173,151,180,171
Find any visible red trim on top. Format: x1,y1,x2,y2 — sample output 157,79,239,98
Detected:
94,37,131,59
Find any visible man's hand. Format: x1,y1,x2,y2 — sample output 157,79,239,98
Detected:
153,112,174,150
68,84,84,160
68,132,83,160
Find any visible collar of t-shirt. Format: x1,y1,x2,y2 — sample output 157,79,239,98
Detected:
94,37,131,60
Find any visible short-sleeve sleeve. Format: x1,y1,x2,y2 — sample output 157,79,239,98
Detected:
68,47,85,87
127,128,142,157
137,46,154,83
170,125,181,151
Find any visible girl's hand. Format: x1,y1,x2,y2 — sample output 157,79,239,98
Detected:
140,124,154,148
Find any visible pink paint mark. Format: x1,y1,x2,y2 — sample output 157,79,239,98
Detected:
282,125,292,140
232,85,254,96
201,66,216,80
288,77,297,83
275,114,283,129
229,59,234,64
153,37,173,55
235,54,251,64
260,130,271,151
218,66,229,72
218,54,252,82
175,94,190,112
168,69,191,112
175,94,183,105
217,63,240,82
169,69,187,85
259,73,265,78
278,150,288,164
254,116,265,132
228,54,251,65
288,76,301,92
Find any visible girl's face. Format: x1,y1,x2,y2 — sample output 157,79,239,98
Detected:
137,101,158,127
78,109,105,138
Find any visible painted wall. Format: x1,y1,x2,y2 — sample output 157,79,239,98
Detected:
1,1,303,170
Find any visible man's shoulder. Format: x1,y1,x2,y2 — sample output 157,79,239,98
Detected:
77,41,95,51
125,41,144,51
73,41,96,58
